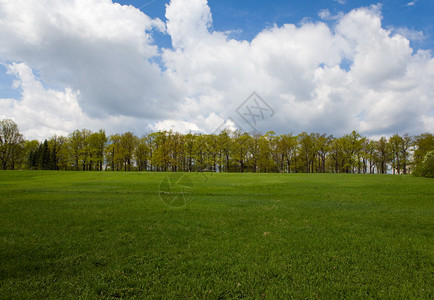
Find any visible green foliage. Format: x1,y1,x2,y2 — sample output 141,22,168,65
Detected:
413,133,434,166
27,139,58,170
0,119,24,170
40,140,50,169
86,130,107,171
50,142,58,170
25,140,39,168
412,133,434,177
0,171,433,298
1,119,433,175
413,150,434,178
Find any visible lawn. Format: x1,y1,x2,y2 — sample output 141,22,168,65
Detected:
0,171,433,299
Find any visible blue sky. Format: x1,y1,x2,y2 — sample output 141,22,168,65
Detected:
0,0,433,140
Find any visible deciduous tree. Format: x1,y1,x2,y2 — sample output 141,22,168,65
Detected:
0,119,24,170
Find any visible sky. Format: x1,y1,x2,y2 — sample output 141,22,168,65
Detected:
0,0,433,140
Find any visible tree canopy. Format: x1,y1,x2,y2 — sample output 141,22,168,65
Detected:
1,119,433,176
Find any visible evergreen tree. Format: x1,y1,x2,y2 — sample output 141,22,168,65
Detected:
41,140,50,170
28,149,37,169
50,143,58,170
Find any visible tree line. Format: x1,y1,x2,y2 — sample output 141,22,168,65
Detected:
1,119,433,176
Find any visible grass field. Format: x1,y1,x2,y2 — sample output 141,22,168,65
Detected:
0,171,433,299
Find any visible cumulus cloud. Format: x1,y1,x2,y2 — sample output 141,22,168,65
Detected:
391,27,425,42
0,62,85,140
0,0,180,120
337,6,413,86
149,120,202,133
161,1,433,136
165,0,213,49
0,62,155,140
0,0,433,140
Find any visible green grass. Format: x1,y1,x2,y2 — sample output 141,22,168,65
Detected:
0,171,433,299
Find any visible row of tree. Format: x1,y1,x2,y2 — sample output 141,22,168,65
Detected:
1,119,433,175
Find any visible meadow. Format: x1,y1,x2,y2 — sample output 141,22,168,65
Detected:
0,171,433,299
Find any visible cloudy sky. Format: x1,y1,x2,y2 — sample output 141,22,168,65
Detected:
0,0,433,140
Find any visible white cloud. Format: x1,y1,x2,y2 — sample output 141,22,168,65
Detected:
0,62,158,140
318,9,344,21
318,9,332,20
149,120,202,133
337,6,413,87
0,0,180,121
161,1,434,135
0,0,433,140
0,62,85,140
392,27,425,42
165,0,213,49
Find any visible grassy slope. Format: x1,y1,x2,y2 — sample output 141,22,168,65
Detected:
0,171,433,299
